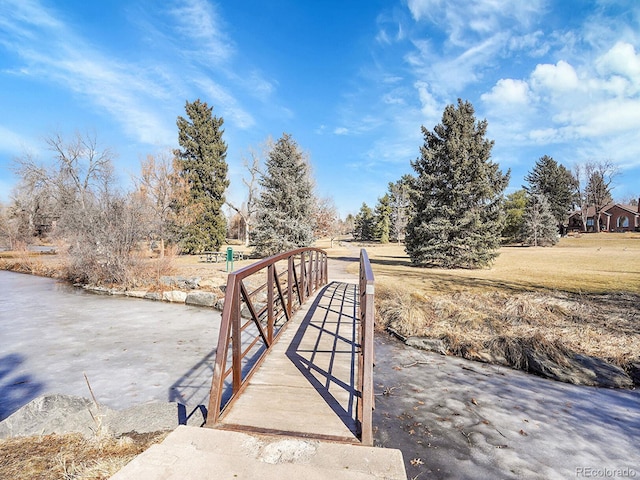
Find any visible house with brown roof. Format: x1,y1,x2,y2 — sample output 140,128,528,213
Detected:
567,201,640,233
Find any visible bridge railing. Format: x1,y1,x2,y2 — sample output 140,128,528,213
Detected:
206,247,328,425
357,248,375,446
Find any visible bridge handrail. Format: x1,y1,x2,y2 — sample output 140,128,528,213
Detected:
206,247,328,425
357,248,375,446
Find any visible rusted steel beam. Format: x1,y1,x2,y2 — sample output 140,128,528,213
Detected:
287,256,294,317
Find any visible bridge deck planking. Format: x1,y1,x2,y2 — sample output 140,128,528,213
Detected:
218,281,360,442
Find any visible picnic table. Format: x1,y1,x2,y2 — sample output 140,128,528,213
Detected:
200,251,225,263
200,251,245,263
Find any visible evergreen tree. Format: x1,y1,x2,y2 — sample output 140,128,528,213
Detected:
524,155,575,228
521,193,559,246
374,194,392,243
252,133,315,257
353,203,375,241
502,189,527,243
405,99,509,268
174,99,229,253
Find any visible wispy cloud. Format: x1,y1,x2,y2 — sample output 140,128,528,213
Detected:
0,0,177,145
192,76,255,129
0,0,274,150
406,0,546,47
167,0,234,65
0,125,33,155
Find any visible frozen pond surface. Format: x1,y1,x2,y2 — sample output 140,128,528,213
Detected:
0,271,221,420
374,335,640,480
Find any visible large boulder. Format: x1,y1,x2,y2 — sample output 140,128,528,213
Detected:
185,291,218,307
0,394,206,439
160,276,201,289
163,290,187,303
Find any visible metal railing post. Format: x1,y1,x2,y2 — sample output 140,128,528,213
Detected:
267,264,275,344
358,249,375,446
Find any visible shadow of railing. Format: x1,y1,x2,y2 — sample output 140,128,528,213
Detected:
285,281,360,437
168,337,267,427
168,349,216,426
0,353,44,421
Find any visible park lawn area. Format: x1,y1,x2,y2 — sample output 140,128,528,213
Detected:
342,232,640,296
329,233,640,372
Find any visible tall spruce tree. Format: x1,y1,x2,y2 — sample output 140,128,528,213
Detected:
502,188,527,243
521,193,559,246
353,203,375,241
524,155,575,229
405,99,509,268
252,133,315,257
374,194,392,243
174,99,229,253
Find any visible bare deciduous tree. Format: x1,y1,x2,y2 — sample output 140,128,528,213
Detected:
226,148,261,246
572,163,590,232
135,153,185,257
12,132,153,285
313,196,340,247
585,160,617,232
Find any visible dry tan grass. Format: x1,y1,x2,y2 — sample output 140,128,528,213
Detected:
375,285,640,368
346,232,640,295
362,234,640,377
0,431,168,480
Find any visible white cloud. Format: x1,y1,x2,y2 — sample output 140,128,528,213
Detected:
481,78,530,106
414,81,440,119
382,92,406,105
334,127,349,135
595,42,640,96
530,60,581,93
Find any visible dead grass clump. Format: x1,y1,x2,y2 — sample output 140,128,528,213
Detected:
375,284,434,337
128,247,178,288
486,334,572,370
0,250,61,277
0,431,168,480
375,281,640,378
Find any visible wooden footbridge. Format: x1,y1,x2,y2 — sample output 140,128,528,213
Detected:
112,248,406,480
206,247,376,445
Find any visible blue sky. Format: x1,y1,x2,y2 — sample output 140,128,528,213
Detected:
1,0,639,217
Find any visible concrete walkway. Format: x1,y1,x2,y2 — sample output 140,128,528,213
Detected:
110,425,407,480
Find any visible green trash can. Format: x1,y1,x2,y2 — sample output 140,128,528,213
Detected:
226,247,234,272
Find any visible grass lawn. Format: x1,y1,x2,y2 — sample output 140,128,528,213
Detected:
325,233,640,374
337,232,640,295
